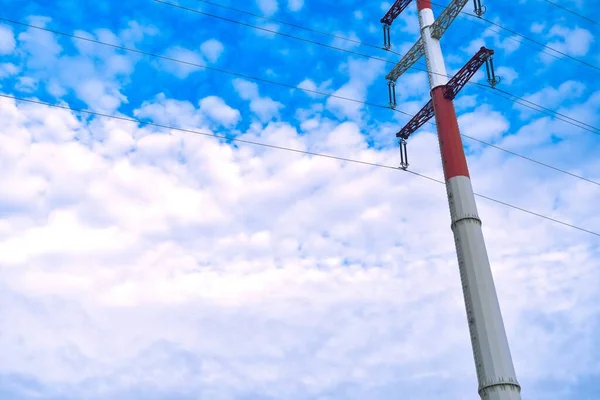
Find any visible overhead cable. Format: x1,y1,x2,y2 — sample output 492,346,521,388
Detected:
153,0,600,135
542,0,600,28
194,0,400,54
429,1,600,73
2,93,598,237
4,17,599,187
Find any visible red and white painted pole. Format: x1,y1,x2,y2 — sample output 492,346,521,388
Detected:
415,1,522,399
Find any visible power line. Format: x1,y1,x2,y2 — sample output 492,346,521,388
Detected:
154,0,600,135
472,83,600,136
0,17,398,113
194,0,401,55
429,1,600,73
444,7,567,65
4,17,599,187
408,56,600,135
458,133,600,187
153,0,400,66
542,0,600,28
2,93,598,237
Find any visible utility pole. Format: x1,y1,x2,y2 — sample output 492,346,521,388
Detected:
381,1,521,399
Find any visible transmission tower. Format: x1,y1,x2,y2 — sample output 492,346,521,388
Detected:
381,1,521,399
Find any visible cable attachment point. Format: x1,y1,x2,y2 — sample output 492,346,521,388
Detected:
382,24,391,50
398,138,409,170
473,0,486,17
485,56,501,88
388,80,397,109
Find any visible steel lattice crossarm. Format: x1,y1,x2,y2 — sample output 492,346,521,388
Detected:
385,39,424,82
396,100,434,139
381,0,413,25
386,0,468,82
430,0,469,39
395,46,495,139
444,46,494,99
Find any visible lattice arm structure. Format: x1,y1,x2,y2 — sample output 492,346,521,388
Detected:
385,39,424,82
396,100,434,139
395,47,494,138
444,47,494,99
430,0,469,39
381,0,413,25
386,0,467,82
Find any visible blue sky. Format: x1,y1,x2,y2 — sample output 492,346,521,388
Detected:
0,0,599,399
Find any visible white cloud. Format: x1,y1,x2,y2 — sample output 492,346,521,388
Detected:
464,24,521,56
297,78,318,96
199,96,241,127
254,21,281,38
233,78,283,121
120,20,159,46
134,93,205,129
331,30,362,50
0,62,19,79
2,7,600,400
15,76,38,93
15,22,138,112
78,79,129,112
518,80,586,118
2,81,600,398
2,89,600,399
256,0,279,16
288,0,304,12
326,58,385,118
161,46,204,78
201,39,224,63
458,105,510,142
530,22,545,34
495,66,518,85
233,78,259,100
0,24,16,55
543,24,594,62
18,16,62,68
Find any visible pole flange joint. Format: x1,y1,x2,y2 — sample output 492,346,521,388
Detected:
478,377,521,396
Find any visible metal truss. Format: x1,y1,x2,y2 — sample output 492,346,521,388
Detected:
385,38,424,82
395,46,496,139
381,0,413,25
444,46,493,100
430,0,469,39
396,99,434,139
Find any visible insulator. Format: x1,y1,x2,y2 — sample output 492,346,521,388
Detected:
473,0,486,17
399,139,409,170
388,80,397,109
382,24,391,50
485,57,501,87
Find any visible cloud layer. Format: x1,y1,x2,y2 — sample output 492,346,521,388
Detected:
1,0,600,399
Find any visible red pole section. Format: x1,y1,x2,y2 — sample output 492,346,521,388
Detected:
417,0,432,11
431,86,470,180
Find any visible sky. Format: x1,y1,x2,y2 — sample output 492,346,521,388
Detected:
0,0,599,399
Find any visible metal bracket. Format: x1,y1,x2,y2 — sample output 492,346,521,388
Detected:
431,0,469,40
399,138,409,170
386,38,424,82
